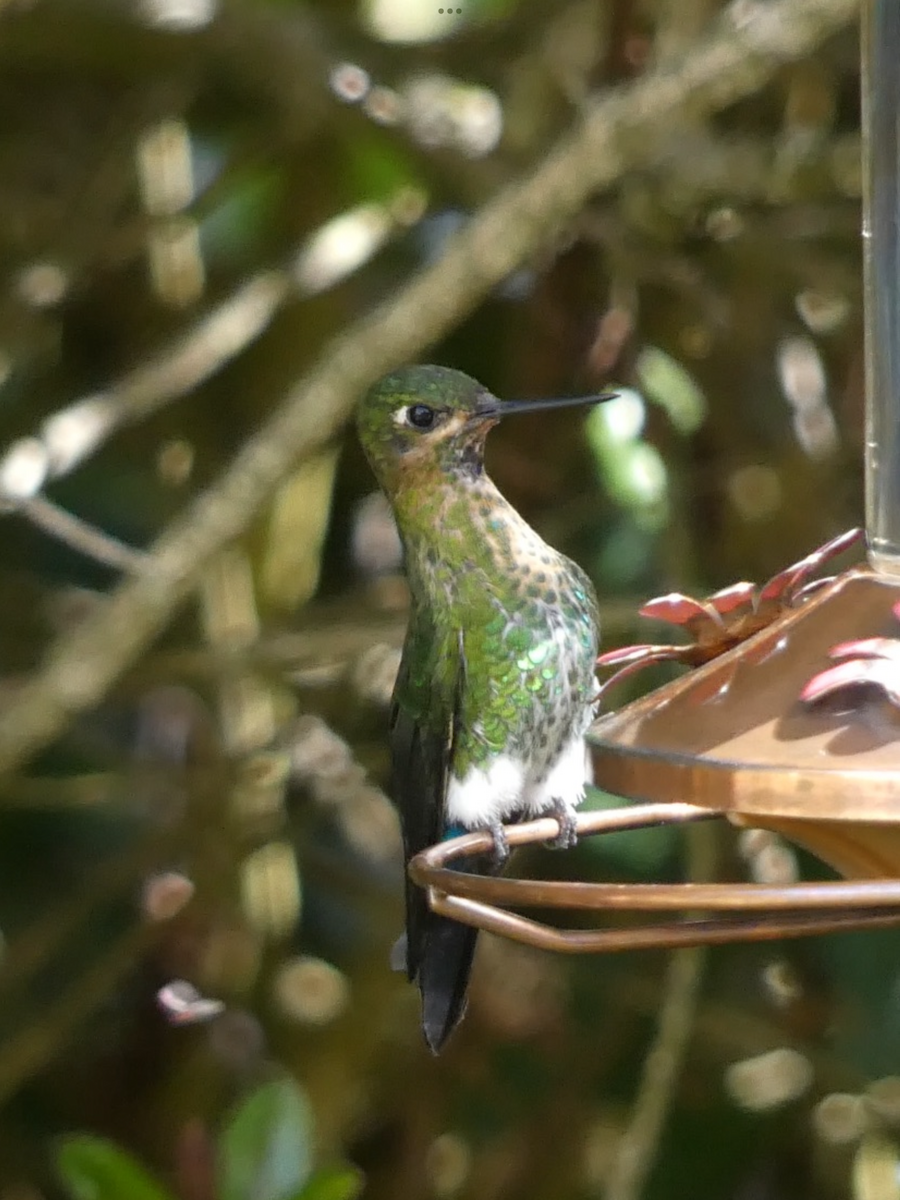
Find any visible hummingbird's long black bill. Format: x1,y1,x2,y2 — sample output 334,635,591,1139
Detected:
479,391,618,418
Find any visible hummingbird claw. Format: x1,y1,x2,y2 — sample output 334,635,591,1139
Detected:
487,822,510,865
543,802,578,850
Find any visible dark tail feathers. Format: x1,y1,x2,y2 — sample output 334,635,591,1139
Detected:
416,914,478,1053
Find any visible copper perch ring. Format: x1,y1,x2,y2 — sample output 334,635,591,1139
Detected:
408,803,900,954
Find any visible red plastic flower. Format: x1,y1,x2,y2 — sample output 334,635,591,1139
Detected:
801,598,900,707
597,528,863,697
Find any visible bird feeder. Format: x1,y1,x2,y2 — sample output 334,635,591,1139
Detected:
411,0,900,950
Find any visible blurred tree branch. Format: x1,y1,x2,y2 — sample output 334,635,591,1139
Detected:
0,0,859,777
603,822,715,1200
0,117,860,513
17,495,150,572
0,923,153,1107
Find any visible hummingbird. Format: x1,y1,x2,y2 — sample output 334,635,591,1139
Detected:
356,364,613,1053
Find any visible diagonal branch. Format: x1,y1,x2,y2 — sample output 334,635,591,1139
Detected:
0,0,859,776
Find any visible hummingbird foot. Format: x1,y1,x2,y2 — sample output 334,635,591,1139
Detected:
487,821,510,865
543,801,578,850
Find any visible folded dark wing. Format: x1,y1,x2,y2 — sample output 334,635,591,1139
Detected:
390,623,476,1051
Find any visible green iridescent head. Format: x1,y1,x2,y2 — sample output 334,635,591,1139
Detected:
356,365,494,489
357,364,616,490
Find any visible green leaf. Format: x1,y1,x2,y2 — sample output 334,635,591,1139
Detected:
56,1135,175,1200
584,394,669,526
199,164,282,265
218,1077,313,1200
582,787,677,872
636,345,707,434
607,442,668,511
290,1166,364,1200
346,134,420,204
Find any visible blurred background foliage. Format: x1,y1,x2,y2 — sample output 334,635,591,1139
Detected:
0,0,890,1197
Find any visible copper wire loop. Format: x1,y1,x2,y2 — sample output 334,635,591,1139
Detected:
408,804,900,954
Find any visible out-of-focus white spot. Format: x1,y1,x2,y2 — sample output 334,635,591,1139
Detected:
157,980,225,1024
240,841,301,939
728,464,782,521
272,956,350,1025
761,960,803,1008
137,118,194,217
725,1048,814,1112
364,0,463,44
330,62,371,103
137,118,204,307
795,288,850,334
852,1135,900,1200
17,262,68,308
778,336,826,413
752,842,798,884
793,406,838,459
813,1093,868,1145
363,86,404,125
737,827,771,860
140,0,216,30
0,438,49,501
590,389,645,443
705,205,744,241
404,75,502,157
42,396,116,476
778,336,838,459
294,203,393,295
738,827,798,884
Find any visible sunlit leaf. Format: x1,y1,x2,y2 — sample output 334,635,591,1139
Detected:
585,394,668,524
56,1136,175,1200
218,1077,313,1200
586,390,646,448
606,442,668,511
289,1166,364,1200
636,345,707,434
346,134,420,203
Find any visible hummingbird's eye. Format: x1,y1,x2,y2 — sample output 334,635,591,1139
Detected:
406,404,436,430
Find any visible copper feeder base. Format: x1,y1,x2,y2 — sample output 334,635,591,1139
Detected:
411,568,900,953
590,567,900,880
